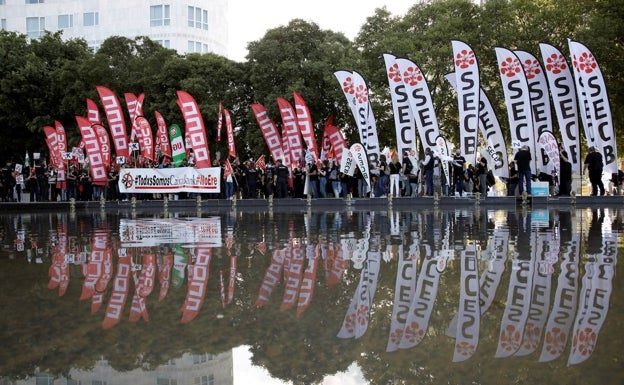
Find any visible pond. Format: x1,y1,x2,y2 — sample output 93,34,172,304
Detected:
0,205,621,385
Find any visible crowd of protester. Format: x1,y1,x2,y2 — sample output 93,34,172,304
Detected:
0,146,621,202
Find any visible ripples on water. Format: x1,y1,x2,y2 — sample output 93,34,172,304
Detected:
0,207,622,385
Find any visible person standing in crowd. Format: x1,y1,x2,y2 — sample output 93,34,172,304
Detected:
307,161,319,198
292,165,305,198
558,144,573,196
514,145,532,196
583,146,605,196
452,149,466,197
506,160,519,196
388,154,402,197
475,157,488,197
401,151,414,197
328,160,341,198
421,148,435,196
318,160,329,198
245,160,259,199
263,160,275,198
376,154,389,197
275,159,290,198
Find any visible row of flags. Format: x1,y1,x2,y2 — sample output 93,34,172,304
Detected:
40,39,615,189
330,39,616,185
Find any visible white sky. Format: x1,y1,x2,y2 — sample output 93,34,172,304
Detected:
226,0,416,62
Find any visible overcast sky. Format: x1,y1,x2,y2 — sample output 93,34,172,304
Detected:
226,0,415,61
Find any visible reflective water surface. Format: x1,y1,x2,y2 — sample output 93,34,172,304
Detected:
0,206,622,385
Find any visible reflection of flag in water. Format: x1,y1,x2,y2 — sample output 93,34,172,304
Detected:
92,247,113,315
515,231,556,357
398,249,441,349
280,241,305,311
296,244,320,318
448,228,509,341
228,255,237,305
256,249,285,307
171,245,188,289
386,244,418,352
452,246,480,362
158,252,173,302
568,232,617,365
102,253,132,330
48,224,70,297
181,248,212,324
495,256,535,358
180,247,212,324
539,234,580,362
337,252,381,339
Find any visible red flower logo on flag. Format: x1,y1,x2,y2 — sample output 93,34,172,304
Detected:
403,321,425,344
572,327,597,356
522,58,541,80
544,327,567,356
352,144,362,152
356,304,370,325
499,324,521,352
388,63,402,83
403,66,423,86
389,327,404,345
500,57,521,78
455,49,475,69
342,77,355,94
545,53,567,75
344,312,356,333
355,85,368,104
121,173,134,188
455,341,476,357
573,52,597,74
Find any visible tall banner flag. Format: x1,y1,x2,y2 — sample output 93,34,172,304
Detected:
251,103,285,164
217,101,223,142
75,116,108,186
176,91,211,168
495,47,537,173
86,98,101,125
154,111,171,159
334,70,381,165
515,50,554,173
54,120,67,184
350,143,371,187
93,123,111,168
321,118,348,164
124,92,141,143
383,54,417,159
451,40,480,165
277,98,304,167
445,73,508,178
293,91,319,159
134,116,154,161
395,58,440,152
43,126,62,169
168,124,186,167
436,135,451,187
537,130,560,177
568,40,618,175
224,109,236,158
96,86,130,160
539,43,582,172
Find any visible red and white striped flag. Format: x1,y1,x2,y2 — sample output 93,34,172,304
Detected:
255,154,266,171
